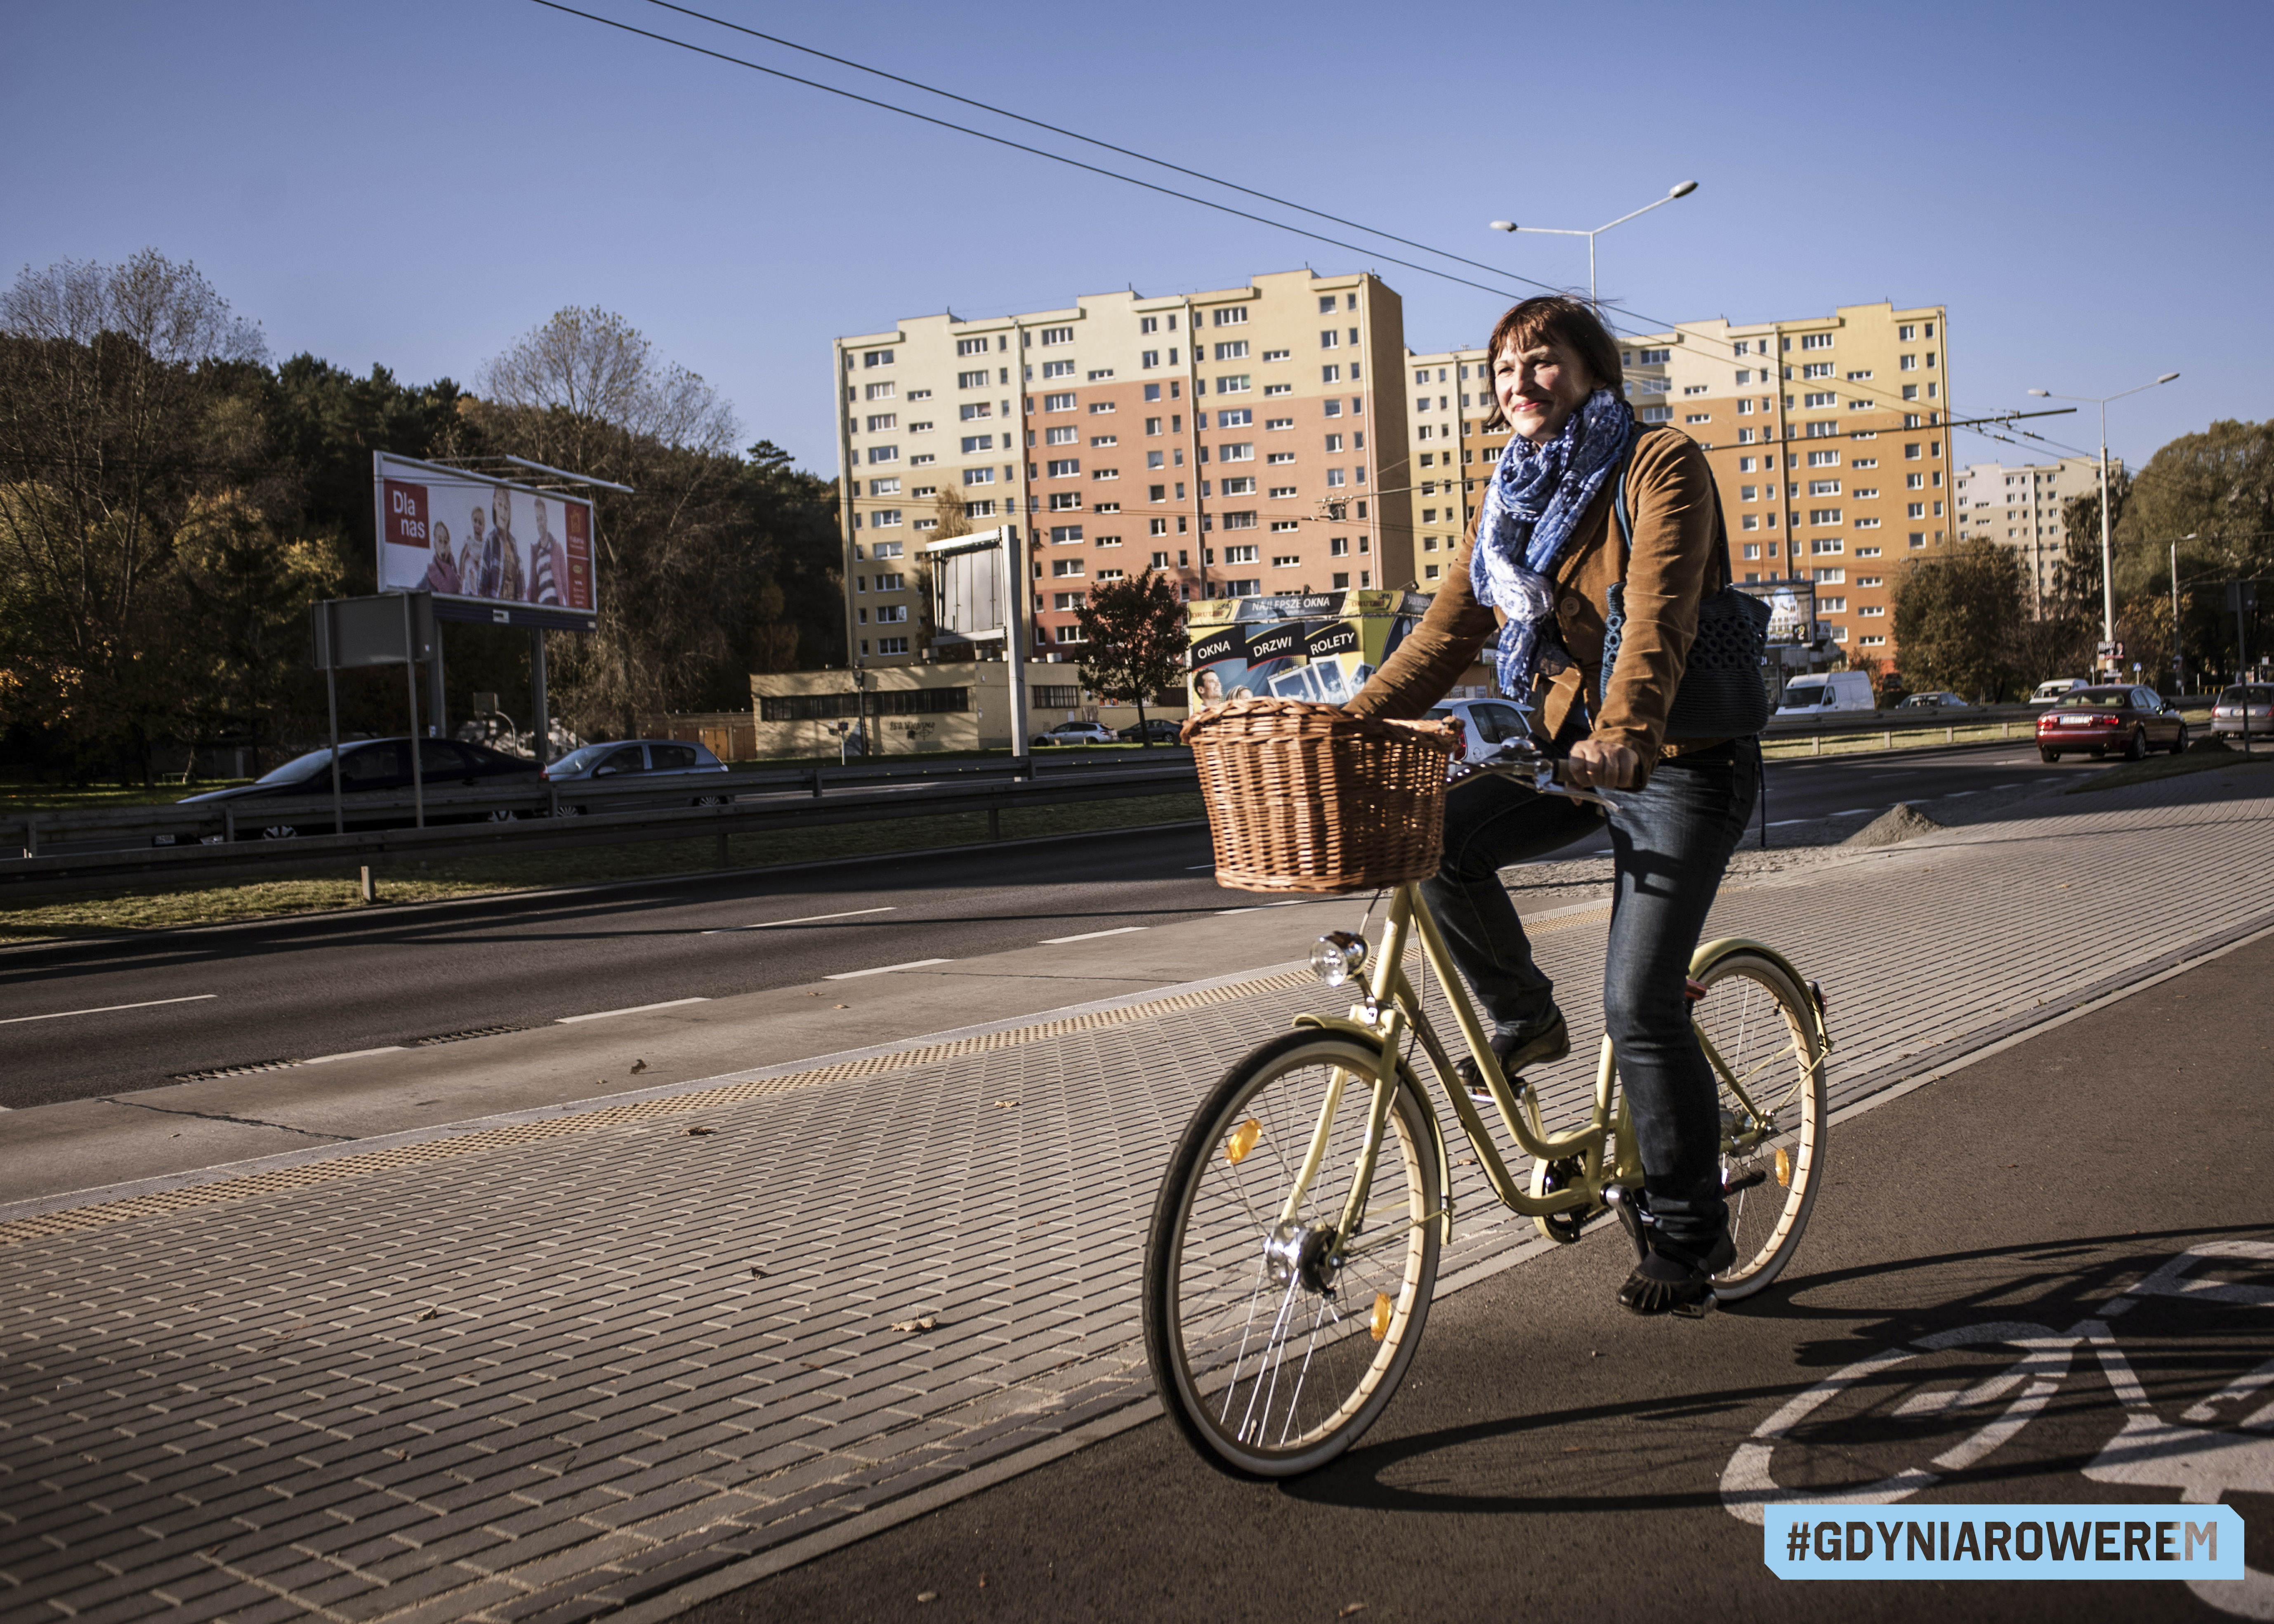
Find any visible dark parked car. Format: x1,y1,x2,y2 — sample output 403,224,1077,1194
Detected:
2035,686,2188,762
539,740,730,815
2210,685,2274,740
163,738,539,841
1117,718,1183,743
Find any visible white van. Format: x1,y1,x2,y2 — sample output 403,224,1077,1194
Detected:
1775,670,1876,716
2030,678,2090,705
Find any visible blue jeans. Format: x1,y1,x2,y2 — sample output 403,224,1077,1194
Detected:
1424,739,1761,1249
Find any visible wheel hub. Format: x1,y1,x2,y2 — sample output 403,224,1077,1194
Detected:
1264,1222,1340,1294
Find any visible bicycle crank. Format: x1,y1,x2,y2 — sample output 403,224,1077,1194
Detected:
1538,1156,1588,1244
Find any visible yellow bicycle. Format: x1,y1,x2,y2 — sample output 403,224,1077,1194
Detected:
1142,740,1833,1478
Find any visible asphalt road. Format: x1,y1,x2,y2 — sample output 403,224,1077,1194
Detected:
683,927,2274,1624
0,743,2068,1108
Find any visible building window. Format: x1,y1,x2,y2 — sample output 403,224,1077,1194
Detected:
1040,360,1075,380
1642,406,1672,423
861,350,893,368
959,403,992,421
1216,375,1251,394
1212,306,1248,325
1320,365,1341,383
1038,326,1074,346
1214,341,1249,361
963,468,995,486
866,445,898,464
1050,525,1083,544
1089,401,1116,414
1048,492,1081,511
1044,392,1075,412
871,509,902,528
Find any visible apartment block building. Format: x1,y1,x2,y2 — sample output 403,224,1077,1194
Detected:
1403,346,1487,589
1953,454,2111,615
833,271,1414,667
1618,302,1952,666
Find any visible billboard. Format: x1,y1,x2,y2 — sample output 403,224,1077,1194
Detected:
1186,590,1429,708
375,453,597,623
1735,580,1819,645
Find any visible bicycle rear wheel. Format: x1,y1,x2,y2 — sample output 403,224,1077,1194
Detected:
1142,1028,1441,1478
1690,947,1827,1299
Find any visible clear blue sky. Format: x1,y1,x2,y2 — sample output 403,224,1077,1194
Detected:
4,0,2267,477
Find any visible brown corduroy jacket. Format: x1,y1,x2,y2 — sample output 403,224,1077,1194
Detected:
1345,424,1726,785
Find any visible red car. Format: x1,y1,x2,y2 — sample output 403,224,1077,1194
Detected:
2036,685,2189,762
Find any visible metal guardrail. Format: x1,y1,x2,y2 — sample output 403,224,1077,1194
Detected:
0,700,2215,897
0,748,1196,858
0,763,1203,900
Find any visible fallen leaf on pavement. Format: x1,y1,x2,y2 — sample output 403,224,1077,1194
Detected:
749,1266,767,1278
834,1004,848,1009
418,1308,439,1321
889,1317,940,1333
917,1595,936,1605
630,1059,648,1073
686,1126,717,1137
1340,1606,1368,1618
991,1100,1019,1110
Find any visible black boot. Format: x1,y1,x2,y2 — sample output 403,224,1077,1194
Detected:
1618,1227,1736,1317
1455,1009,1571,1103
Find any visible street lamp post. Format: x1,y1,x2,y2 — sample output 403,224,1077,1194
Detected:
2027,373,2180,677
1489,181,1698,312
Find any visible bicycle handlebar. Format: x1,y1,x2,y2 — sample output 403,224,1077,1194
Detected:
1447,742,1618,809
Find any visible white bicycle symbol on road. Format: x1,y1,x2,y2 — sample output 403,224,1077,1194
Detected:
1721,1240,2274,1617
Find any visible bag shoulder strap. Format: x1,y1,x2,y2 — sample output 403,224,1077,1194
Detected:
1614,425,1734,592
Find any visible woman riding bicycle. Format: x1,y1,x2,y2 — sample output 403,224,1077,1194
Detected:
1344,295,1760,1317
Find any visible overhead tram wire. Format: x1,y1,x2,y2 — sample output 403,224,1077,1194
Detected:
542,5,2091,464
644,0,1571,301
525,0,1535,307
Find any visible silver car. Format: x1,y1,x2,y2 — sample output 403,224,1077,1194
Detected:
2211,685,2274,740
539,739,730,815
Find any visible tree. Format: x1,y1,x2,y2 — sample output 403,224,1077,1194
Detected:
1890,538,2027,701
1073,569,1188,744
0,250,267,776
161,492,343,762
470,308,833,740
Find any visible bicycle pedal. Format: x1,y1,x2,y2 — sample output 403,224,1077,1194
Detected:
1673,1292,1719,1321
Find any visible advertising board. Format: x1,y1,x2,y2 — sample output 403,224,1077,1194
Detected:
1736,580,1818,645
374,453,597,625
1186,590,1430,708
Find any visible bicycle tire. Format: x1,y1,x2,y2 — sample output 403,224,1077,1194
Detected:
1691,946,1827,1300
1142,1028,1442,1478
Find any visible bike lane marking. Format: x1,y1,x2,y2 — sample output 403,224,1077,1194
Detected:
1040,926,1148,944
824,959,952,980
556,997,710,1023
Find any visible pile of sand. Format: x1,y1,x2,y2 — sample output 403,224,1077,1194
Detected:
1842,801,1945,848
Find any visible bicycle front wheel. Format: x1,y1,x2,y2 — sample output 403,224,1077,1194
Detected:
1690,946,1827,1300
1142,1028,1442,1478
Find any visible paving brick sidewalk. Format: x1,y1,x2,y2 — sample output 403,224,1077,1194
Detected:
3,768,2269,1622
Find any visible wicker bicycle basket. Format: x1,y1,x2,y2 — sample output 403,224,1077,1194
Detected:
1180,698,1458,893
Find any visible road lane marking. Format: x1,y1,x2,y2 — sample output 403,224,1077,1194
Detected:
1216,901,1311,915
703,906,894,935
1185,864,1216,871
1767,818,1812,826
1833,807,1882,816
0,994,218,1026
557,997,710,1023
1040,926,1148,943
302,1047,408,1065
825,959,951,980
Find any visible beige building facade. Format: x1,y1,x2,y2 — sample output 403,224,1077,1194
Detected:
1953,454,2110,615
833,271,1414,669
1618,302,1953,669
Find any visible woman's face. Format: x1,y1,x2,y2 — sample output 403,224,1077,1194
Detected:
1494,335,1595,445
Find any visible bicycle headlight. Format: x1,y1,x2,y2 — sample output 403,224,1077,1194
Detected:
1309,931,1368,988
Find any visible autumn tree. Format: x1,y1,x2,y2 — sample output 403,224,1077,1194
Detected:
1890,538,2027,701
1073,569,1188,744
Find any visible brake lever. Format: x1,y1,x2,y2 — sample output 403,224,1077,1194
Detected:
1448,745,1617,810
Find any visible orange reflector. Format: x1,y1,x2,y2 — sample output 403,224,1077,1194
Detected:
1224,1119,1261,1164
1774,1146,1792,1187
1371,1292,1393,1341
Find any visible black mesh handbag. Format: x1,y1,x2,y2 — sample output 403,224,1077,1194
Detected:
1598,435,1771,740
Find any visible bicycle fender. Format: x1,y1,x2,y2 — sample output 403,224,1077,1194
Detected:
1291,1014,1454,1242
1691,936,1834,1054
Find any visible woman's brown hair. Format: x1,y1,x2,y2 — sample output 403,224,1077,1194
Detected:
1484,295,1625,406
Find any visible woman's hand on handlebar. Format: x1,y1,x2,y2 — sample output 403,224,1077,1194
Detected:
1564,737,1640,791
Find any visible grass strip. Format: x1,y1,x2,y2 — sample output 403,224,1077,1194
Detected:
0,791,1207,942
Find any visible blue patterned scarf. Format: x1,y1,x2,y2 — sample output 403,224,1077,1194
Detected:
1470,387,1635,701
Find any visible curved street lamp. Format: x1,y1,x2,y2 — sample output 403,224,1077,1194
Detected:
1490,181,1698,312
2028,373,2181,671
